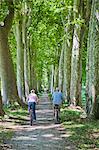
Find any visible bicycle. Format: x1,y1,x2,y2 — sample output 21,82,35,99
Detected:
29,108,33,126
29,103,37,126
54,104,60,124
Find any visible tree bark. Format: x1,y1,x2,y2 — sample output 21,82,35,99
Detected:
0,90,4,116
58,45,64,91
62,8,73,104
54,65,58,89
70,0,84,106
63,39,67,99
0,0,15,104
86,0,95,115
22,2,31,97
0,0,23,106
50,64,54,94
90,0,99,119
22,16,29,98
15,18,24,100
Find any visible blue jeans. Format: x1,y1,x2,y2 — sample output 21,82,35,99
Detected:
28,102,36,120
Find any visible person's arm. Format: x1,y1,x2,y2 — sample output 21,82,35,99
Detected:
36,95,39,104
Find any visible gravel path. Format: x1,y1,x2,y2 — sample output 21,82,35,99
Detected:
7,94,76,150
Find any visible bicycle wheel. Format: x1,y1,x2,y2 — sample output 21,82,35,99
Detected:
54,108,59,123
30,110,33,126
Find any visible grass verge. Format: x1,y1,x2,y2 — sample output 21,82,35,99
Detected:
0,127,14,144
0,106,29,147
61,108,99,150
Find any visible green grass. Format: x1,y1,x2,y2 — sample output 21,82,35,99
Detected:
61,109,99,150
61,109,81,122
0,127,14,144
4,106,28,117
48,93,52,100
2,106,29,125
0,106,29,146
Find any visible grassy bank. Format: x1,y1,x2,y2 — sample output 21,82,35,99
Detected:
0,106,28,148
61,108,99,150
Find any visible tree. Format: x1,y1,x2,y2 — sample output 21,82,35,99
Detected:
0,90,4,116
0,0,23,106
0,0,15,104
70,0,84,106
62,6,73,103
58,44,64,91
86,0,99,119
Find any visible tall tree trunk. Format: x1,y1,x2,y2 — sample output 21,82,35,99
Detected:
22,1,31,98
50,64,54,94
22,2,32,97
0,34,8,104
0,89,4,116
47,68,51,91
22,17,29,98
0,0,23,106
86,0,99,119
86,1,95,116
70,0,84,106
15,18,24,100
63,39,67,99
54,65,58,89
62,8,73,104
58,45,64,91
29,49,33,90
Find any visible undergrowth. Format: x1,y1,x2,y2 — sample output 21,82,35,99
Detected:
61,108,99,150
0,127,14,145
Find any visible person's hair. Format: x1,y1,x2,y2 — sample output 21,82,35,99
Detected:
56,87,59,91
31,89,35,93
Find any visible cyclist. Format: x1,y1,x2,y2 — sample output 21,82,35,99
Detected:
28,89,38,124
52,87,64,123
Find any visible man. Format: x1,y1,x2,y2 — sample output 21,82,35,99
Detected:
52,87,64,123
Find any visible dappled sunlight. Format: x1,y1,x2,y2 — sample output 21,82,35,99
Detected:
0,0,98,149
51,137,62,140
92,132,99,139
79,144,97,149
1,94,77,150
8,124,74,149
21,123,61,131
38,101,51,105
65,146,72,150
60,133,71,138
0,119,63,132
42,133,54,137
63,122,85,129
60,130,73,138
36,109,53,113
37,118,53,121
57,126,65,131
12,136,37,141
62,121,74,125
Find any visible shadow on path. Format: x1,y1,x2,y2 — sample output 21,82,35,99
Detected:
6,94,76,150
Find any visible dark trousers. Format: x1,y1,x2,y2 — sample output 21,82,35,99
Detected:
53,104,60,116
28,102,36,120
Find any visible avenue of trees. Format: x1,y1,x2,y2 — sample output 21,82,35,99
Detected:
0,0,99,119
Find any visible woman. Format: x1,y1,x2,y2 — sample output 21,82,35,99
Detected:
28,89,38,122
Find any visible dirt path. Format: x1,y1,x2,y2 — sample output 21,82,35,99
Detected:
6,94,76,150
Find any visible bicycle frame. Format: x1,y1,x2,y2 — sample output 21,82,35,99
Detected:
30,109,33,126
54,105,60,123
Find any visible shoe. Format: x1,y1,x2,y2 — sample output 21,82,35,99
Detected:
33,120,37,125
55,121,60,124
